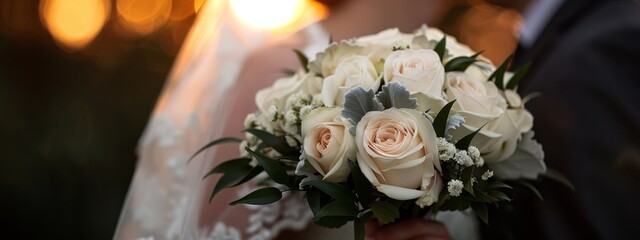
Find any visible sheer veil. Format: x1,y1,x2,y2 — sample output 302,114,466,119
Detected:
114,0,331,239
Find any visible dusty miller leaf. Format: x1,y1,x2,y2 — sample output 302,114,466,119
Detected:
375,82,417,109
342,87,384,135
445,114,465,140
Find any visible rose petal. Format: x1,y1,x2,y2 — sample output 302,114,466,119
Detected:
376,184,424,200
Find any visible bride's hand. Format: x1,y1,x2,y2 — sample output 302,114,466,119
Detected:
365,218,451,240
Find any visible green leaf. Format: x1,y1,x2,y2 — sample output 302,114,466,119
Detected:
487,54,513,90
348,160,373,206
461,167,475,195
439,196,472,211
505,62,532,90
541,168,575,191
432,192,451,213
274,155,301,161
305,180,356,202
245,128,297,155
370,201,400,224
471,202,489,224
433,100,456,138
230,187,282,205
315,200,358,219
488,181,513,190
245,147,289,185
231,166,264,187
293,49,309,72
360,210,374,222
354,215,365,240
455,124,485,150
474,190,499,203
281,68,296,76
444,51,483,72
516,180,543,201
434,37,447,61
489,191,511,201
202,158,251,179
209,165,253,202
314,216,352,229
189,137,242,163
306,188,324,215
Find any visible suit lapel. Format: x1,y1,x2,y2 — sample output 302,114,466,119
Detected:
513,0,593,80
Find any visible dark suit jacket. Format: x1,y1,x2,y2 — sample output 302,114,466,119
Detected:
486,0,640,239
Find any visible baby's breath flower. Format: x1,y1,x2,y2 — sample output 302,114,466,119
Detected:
267,105,279,121
467,146,484,167
437,137,456,160
447,179,464,197
481,170,494,180
284,109,299,125
244,113,256,128
244,132,258,145
238,141,249,158
311,94,324,107
286,92,311,110
475,156,485,167
468,146,480,160
454,150,474,167
299,105,315,119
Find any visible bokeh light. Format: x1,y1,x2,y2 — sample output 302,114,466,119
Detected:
170,0,196,21
117,0,172,36
230,0,312,31
40,0,110,51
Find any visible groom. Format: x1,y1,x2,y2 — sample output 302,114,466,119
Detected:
486,0,640,239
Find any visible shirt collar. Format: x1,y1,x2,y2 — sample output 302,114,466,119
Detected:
519,0,565,48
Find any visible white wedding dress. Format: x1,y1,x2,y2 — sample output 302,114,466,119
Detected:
115,1,478,239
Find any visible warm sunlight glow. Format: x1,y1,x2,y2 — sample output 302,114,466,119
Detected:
194,0,206,13
230,0,308,31
40,0,110,51
117,0,172,35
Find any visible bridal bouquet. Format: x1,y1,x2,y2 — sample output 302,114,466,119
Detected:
195,26,566,239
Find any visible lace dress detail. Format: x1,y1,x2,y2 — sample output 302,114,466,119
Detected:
184,24,330,240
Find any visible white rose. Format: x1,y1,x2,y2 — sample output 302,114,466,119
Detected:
310,41,364,77
481,91,533,163
321,56,382,107
301,107,356,182
384,49,445,97
446,72,533,163
357,28,413,46
295,72,324,95
445,72,504,127
412,25,445,44
383,49,447,113
465,61,495,82
355,108,442,204
255,76,298,113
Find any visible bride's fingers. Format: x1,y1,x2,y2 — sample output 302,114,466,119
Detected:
370,218,451,240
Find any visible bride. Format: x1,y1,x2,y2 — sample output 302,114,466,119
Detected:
115,0,478,239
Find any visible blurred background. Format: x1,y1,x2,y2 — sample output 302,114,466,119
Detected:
0,0,520,238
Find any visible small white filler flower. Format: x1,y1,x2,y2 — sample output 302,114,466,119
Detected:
437,137,456,160
447,179,464,197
